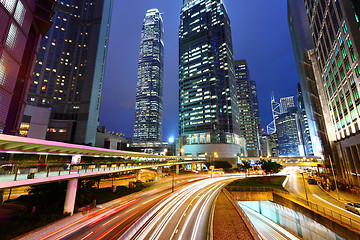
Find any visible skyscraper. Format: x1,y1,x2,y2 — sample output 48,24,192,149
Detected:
276,107,301,156
133,9,164,142
303,0,360,186
267,94,281,134
250,80,262,138
27,0,113,145
287,0,329,157
179,0,242,164
234,60,260,157
1,0,55,134
280,96,295,113
297,83,314,156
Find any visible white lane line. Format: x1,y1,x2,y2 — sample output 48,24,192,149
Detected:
282,174,290,188
81,231,93,240
191,183,224,240
313,194,360,219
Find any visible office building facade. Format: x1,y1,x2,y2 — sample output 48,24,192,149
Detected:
303,0,360,186
179,0,242,164
287,0,330,158
267,94,281,134
27,0,113,145
234,60,260,157
250,80,262,139
297,83,314,156
1,0,55,134
280,96,295,113
133,9,164,142
276,107,302,156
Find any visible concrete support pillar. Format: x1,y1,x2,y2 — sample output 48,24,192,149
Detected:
175,164,179,175
191,163,196,171
63,179,78,215
136,169,141,181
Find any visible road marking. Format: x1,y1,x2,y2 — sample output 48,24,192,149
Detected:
81,231,93,240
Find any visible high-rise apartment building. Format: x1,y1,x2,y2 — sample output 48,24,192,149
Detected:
234,60,260,157
1,0,55,134
179,0,242,164
280,96,295,113
133,9,164,142
27,0,113,145
276,107,302,156
287,0,329,157
303,0,360,185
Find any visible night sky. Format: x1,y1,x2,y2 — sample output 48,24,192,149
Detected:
99,0,300,141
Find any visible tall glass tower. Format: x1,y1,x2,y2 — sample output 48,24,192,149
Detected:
234,60,260,157
133,9,164,142
179,0,242,164
27,0,114,145
287,0,329,157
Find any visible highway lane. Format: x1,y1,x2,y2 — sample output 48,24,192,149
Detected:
282,167,360,227
29,175,209,240
121,175,242,240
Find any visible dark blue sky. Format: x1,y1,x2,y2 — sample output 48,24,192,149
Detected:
100,0,299,140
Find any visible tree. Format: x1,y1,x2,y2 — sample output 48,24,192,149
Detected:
213,160,232,169
239,161,252,175
261,160,282,174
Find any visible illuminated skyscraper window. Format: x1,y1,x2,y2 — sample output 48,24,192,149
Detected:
179,0,242,163
27,0,114,145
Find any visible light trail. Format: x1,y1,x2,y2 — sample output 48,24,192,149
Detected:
121,175,243,240
312,194,360,219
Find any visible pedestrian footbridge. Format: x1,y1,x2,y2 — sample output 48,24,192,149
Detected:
0,134,205,214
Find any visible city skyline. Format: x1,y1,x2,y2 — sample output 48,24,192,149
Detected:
100,0,300,140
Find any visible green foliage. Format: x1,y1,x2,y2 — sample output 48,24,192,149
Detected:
228,176,287,190
261,160,282,174
239,161,252,170
213,160,232,169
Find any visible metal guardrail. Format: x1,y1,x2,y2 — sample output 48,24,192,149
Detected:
226,186,360,231
0,161,204,184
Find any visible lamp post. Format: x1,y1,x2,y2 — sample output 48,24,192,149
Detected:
172,161,175,193
300,172,309,202
329,156,340,200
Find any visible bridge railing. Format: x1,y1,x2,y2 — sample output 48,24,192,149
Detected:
0,161,204,184
226,186,360,231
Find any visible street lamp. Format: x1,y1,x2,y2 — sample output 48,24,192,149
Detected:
329,156,340,200
172,161,175,193
180,148,184,156
300,172,309,203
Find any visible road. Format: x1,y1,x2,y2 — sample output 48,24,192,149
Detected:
283,167,360,227
21,175,208,240
120,175,241,240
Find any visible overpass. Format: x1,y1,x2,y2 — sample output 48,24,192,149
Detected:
239,156,324,167
0,134,205,214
